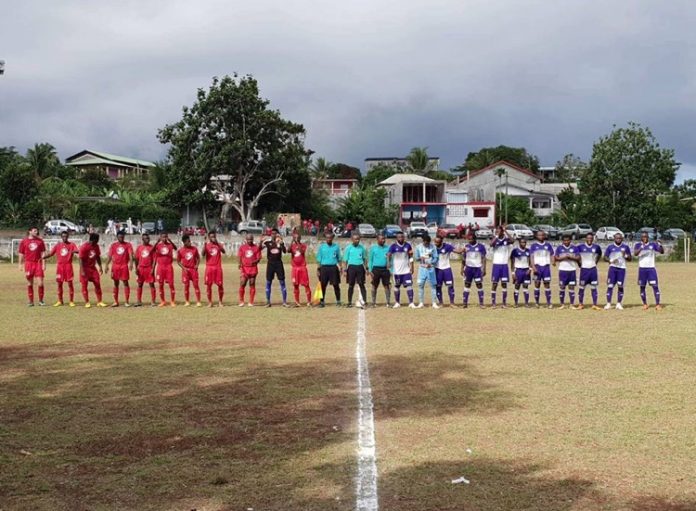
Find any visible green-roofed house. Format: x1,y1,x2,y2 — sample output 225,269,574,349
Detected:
65,150,155,180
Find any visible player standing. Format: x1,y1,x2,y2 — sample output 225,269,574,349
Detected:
387,232,415,309
490,226,513,308
262,228,288,307
78,233,107,307
576,233,602,310
203,232,225,307
461,234,487,308
152,233,177,307
104,230,134,307
530,231,554,308
238,233,262,306
603,233,632,310
555,234,579,309
289,230,312,307
315,232,342,307
368,233,391,307
634,232,664,310
433,235,462,307
43,231,78,306
415,234,440,309
342,233,368,308
134,233,157,307
510,238,532,307
177,234,202,307
18,227,46,306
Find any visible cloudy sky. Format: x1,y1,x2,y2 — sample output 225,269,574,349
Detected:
2,0,695,179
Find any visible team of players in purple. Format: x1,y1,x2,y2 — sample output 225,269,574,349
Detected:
383,228,663,310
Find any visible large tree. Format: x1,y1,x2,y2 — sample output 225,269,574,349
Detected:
405,146,433,175
580,122,678,229
463,145,540,173
158,74,309,224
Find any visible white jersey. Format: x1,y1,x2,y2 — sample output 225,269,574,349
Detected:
435,243,454,270
636,242,660,268
464,243,486,268
491,237,512,265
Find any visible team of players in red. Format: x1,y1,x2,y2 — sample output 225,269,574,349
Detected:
18,226,312,308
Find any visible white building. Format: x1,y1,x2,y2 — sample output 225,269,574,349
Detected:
365,156,440,173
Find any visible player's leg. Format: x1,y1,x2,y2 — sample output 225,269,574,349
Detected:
67,279,75,305
183,272,191,304
81,275,90,306
277,265,287,305
435,269,444,304
331,267,341,305
239,274,248,305
193,273,202,305
319,267,329,307
371,274,379,306
123,279,130,305
543,281,552,307
94,276,105,306
569,283,576,307
137,280,144,305
405,274,414,306
37,275,45,305
491,280,498,307
475,280,485,307
249,276,257,305
265,266,274,306
462,273,472,307
393,275,402,306
417,271,426,307
56,276,64,306
428,270,439,308
111,279,120,307
25,272,35,305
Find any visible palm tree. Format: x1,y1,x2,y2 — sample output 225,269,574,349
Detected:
26,143,60,183
310,157,335,180
405,147,431,175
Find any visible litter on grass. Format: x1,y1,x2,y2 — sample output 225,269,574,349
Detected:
451,476,470,484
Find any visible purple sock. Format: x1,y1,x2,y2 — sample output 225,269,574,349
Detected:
394,288,401,304
491,291,497,305
514,290,519,305
502,289,507,305
534,288,540,304
618,287,624,304
559,289,566,304
545,289,552,305
463,289,470,305
569,290,575,304
478,289,484,304
448,286,455,304
591,288,598,305
407,288,414,304
653,285,660,305
606,286,613,303
524,290,529,304
578,287,585,304
436,286,443,303
639,286,646,304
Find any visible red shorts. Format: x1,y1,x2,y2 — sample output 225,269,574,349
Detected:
56,263,74,282
80,268,101,285
182,267,199,285
24,262,44,280
205,266,223,286
292,266,310,286
240,265,258,278
156,265,174,284
111,264,130,281
136,266,155,285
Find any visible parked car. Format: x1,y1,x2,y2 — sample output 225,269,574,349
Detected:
407,221,428,238
635,227,660,241
427,222,439,237
595,226,624,241
237,220,266,235
531,224,559,240
475,226,493,238
662,228,686,241
357,223,377,238
505,224,534,239
437,224,461,239
44,219,84,235
141,221,156,234
382,224,403,238
560,223,593,240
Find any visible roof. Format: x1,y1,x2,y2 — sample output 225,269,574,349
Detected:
313,178,359,183
365,156,439,161
377,174,439,185
451,160,540,184
65,150,155,168
65,156,131,168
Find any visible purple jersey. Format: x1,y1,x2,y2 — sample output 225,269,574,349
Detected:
463,243,486,268
510,247,531,269
634,242,662,268
576,243,601,268
530,241,554,267
490,236,513,265
435,243,455,270
555,244,579,272
388,242,413,275
604,243,631,268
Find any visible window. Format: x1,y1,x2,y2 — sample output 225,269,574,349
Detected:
473,208,488,218
532,198,551,209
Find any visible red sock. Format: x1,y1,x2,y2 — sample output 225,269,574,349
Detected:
150,286,156,302
184,284,190,302
137,286,143,303
38,285,44,301
206,285,213,303
305,285,311,302
239,286,245,303
169,284,175,302
58,282,64,303
250,286,256,303
95,284,103,302
293,285,300,303
218,285,224,302
27,284,34,303
194,284,201,302
81,283,89,303
124,286,130,303
113,286,119,304
68,281,74,302
159,284,165,302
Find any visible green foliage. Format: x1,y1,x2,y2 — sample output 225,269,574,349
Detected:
656,191,695,231
405,147,433,175
496,193,535,225
463,146,540,173
77,168,112,190
551,154,586,183
580,122,678,230
336,186,396,226
363,163,397,188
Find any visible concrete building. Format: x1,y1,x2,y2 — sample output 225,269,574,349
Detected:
364,156,440,173
377,174,447,226
312,178,359,206
65,150,155,180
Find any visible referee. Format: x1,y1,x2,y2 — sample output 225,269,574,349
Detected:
342,233,368,308
316,232,342,307
368,233,391,307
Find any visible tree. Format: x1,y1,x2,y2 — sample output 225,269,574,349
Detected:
405,147,432,175
26,143,61,183
158,74,309,224
310,157,334,180
363,163,397,188
463,146,540,173
336,186,396,226
580,122,678,230
496,193,535,225
551,154,587,183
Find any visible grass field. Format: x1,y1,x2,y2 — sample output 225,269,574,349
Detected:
1,262,695,510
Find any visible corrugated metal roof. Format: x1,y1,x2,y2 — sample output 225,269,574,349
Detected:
65,156,131,168
377,174,439,185
66,150,155,167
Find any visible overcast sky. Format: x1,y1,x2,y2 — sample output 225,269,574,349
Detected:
1,0,695,179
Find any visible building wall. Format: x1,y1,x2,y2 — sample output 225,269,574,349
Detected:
446,203,495,227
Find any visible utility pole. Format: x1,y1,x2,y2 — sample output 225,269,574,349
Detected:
0,60,5,75
505,171,509,225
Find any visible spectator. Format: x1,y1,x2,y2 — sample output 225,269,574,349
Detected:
346,220,354,237
156,218,164,234
126,217,133,235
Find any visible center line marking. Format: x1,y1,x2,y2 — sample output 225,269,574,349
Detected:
355,307,379,511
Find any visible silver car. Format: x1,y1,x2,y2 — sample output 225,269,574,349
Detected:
357,223,377,237
560,223,593,240
237,220,266,235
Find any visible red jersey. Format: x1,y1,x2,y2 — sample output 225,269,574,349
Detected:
50,242,78,264
289,241,308,267
238,243,261,267
135,244,155,268
154,241,175,267
19,237,46,262
79,243,101,269
108,241,134,266
203,242,223,267
177,246,200,269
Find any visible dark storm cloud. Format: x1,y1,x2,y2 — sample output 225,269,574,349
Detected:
1,0,695,179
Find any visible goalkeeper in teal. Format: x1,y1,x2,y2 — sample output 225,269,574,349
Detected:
415,234,441,309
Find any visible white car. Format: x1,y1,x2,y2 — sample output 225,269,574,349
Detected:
357,223,377,237
475,227,493,238
427,222,438,237
505,224,534,239
407,221,428,238
595,226,624,241
44,219,84,235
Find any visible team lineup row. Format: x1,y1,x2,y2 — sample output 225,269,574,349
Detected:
16,226,665,310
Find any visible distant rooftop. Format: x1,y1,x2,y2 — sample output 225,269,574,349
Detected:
365,156,440,161
65,149,155,168
377,173,439,185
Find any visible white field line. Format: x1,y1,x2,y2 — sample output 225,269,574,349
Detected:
355,308,379,511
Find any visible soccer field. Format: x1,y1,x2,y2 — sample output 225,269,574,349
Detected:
1,262,695,510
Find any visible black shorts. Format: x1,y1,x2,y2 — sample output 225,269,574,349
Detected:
266,262,285,281
347,265,366,286
320,265,339,287
371,267,390,287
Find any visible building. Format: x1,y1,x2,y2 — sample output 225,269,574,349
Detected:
364,156,440,173
65,150,155,180
444,187,496,228
537,166,557,181
449,160,577,219
377,173,447,226
312,178,359,206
